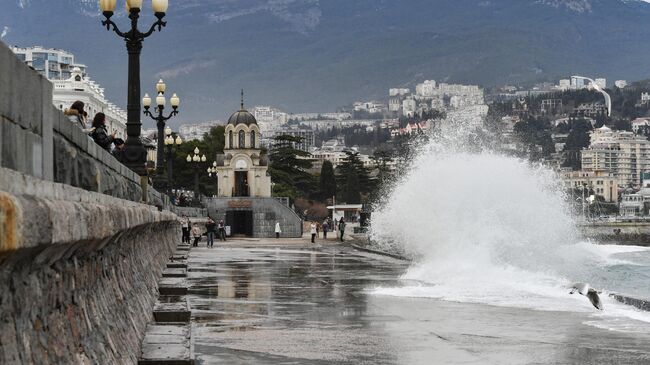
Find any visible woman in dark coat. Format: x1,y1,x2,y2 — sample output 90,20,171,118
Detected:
91,112,115,151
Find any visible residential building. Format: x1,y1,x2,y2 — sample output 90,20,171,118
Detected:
581,126,650,187
270,127,315,152
402,98,417,117
13,46,126,138
558,79,571,91
353,101,387,114
615,80,628,89
631,118,650,135
50,67,127,138
179,121,223,141
12,45,86,80
415,80,437,97
560,169,619,203
594,78,607,89
540,99,563,114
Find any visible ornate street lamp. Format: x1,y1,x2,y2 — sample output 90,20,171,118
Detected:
186,147,207,200
98,0,170,174
143,79,180,169
163,126,182,195
208,161,218,196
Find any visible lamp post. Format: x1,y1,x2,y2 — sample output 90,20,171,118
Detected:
186,147,207,200
163,126,182,195
99,0,170,174
143,79,180,170
208,161,218,196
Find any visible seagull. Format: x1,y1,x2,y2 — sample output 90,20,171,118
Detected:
569,282,604,310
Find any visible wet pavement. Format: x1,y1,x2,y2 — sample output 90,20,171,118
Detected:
186,242,650,364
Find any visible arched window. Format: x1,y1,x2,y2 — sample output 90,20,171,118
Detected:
239,130,246,148
229,131,233,149
250,131,256,149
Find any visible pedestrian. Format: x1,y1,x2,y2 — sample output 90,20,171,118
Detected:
322,220,329,240
206,217,216,248
90,112,116,151
191,223,202,247
112,138,125,162
338,218,346,242
64,101,92,132
316,223,320,238
180,215,190,244
218,220,226,241
275,222,281,239
310,222,317,243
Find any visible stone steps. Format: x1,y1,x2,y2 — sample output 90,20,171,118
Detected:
138,324,193,365
153,296,191,323
139,243,194,364
162,268,187,278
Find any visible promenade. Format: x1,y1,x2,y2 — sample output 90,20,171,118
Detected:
180,238,650,364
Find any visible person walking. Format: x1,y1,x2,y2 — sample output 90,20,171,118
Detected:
275,222,282,239
206,217,216,248
338,218,346,242
180,215,190,244
191,223,202,247
322,220,329,240
218,220,227,241
310,222,317,243
90,112,116,151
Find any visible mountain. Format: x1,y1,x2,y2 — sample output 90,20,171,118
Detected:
2,0,650,125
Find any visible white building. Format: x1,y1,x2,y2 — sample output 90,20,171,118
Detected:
560,169,619,203
415,80,437,97
631,118,650,134
270,127,315,152
594,78,607,89
353,101,387,114
389,88,410,97
179,121,223,141
558,79,571,91
615,80,628,89
252,106,288,134
402,98,417,117
13,46,126,138
12,46,87,80
582,126,650,187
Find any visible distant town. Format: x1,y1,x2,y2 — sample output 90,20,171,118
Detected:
13,44,650,218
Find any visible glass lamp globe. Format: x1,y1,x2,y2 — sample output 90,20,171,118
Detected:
152,0,168,13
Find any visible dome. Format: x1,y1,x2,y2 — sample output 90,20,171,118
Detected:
228,90,257,126
228,109,257,126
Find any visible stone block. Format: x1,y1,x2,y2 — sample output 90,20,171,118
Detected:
59,117,73,141
2,122,25,173
28,134,43,179
0,46,13,122
42,107,55,181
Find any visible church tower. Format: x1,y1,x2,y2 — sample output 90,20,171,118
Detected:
215,92,272,198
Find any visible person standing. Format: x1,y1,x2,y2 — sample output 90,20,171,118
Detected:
338,218,346,242
310,222,317,243
218,220,227,241
275,222,282,239
65,101,92,132
322,220,329,240
206,217,216,248
180,215,190,244
191,223,202,247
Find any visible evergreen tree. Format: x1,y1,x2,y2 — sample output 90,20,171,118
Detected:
342,168,361,204
336,151,372,203
268,135,315,199
319,160,337,200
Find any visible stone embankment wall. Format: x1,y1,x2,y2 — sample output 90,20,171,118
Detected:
0,41,163,206
0,41,179,363
580,222,650,246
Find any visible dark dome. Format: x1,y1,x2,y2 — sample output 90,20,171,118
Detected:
228,109,257,126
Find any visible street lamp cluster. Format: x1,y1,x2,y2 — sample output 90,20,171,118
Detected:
163,126,182,195
98,0,170,174
143,79,181,169
187,148,207,199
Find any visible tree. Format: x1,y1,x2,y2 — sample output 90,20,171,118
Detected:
336,151,372,203
342,168,361,204
319,160,337,200
268,135,315,199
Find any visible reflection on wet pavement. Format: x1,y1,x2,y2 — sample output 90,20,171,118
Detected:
187,245,650,365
